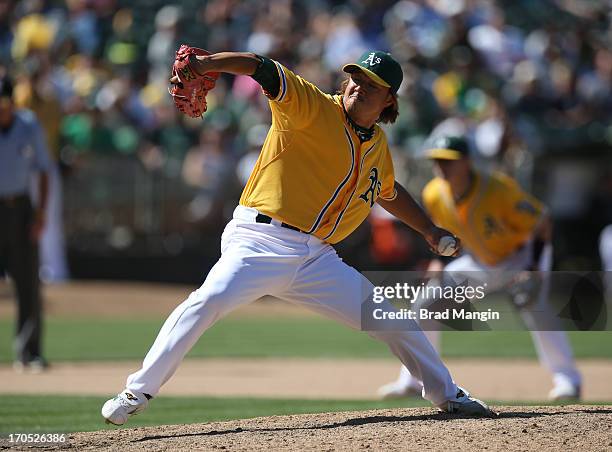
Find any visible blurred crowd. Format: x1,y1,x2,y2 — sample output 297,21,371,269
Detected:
2,0,611,275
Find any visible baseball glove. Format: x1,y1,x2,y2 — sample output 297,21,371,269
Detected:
169,44,220,118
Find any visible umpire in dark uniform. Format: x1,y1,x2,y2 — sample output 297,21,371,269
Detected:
0,74,51,372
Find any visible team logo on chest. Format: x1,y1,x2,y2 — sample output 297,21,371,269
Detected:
360,167,382,207
483,215,502,238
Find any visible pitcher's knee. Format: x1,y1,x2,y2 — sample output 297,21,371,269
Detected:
187,287,234,317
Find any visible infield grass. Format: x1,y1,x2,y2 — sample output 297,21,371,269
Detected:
0,394,428,434
0,317,611,363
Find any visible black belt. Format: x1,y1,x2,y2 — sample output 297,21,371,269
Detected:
255,213,303,233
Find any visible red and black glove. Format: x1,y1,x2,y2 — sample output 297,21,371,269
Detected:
169,44,220,118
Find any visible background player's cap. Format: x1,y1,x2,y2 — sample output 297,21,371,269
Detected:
342,51,403,94
425,136,470,160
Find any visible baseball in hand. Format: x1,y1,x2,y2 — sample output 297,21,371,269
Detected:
437,235,458,256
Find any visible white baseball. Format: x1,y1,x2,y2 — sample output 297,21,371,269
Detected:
437,235,458,256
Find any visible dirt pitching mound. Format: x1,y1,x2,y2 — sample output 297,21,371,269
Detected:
64,405,610,451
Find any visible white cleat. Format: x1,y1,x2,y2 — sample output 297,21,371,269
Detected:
438,387,496,417
549,382,581,401
377,380,423,400
101,389,149,425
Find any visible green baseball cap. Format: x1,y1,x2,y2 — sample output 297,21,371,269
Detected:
425,136,470,160
342,51,403,94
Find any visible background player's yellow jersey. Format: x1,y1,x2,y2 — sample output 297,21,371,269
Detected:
240,62,397,244
422,171,545,265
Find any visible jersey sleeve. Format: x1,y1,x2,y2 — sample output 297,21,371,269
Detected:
378,144,397,201
498,173,545,234
421,179,446,227
267,62,322,130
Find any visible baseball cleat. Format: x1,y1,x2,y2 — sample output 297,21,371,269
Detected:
377,379,423,400
13,357,49,374
101,389,149,425
26,357,49,374
549,382,581,401
438,387,496,417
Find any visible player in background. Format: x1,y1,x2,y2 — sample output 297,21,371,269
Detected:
378,135,582,401
0,74,51,372
101,49,496,425
600,225,612,305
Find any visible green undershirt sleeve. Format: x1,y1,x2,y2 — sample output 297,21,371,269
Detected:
250,55,280,99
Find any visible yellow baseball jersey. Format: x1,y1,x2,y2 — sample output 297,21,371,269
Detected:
240,62,397,244
422,171,545,265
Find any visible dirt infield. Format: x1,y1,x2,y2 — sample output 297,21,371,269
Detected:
2,358,612,402
39,406,612,451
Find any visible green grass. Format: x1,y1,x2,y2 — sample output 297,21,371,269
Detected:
0,394,428,434
442,330,612,358
0,318,611,363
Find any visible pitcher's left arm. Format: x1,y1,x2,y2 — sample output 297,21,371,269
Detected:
378,181,460,256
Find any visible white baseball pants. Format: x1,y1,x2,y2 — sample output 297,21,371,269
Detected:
395,244,581,390
126,205,458,405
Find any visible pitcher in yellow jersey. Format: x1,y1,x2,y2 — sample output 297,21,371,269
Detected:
378,136,582,401
101,51,495,425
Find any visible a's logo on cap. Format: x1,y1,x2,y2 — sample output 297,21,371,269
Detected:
362,52,381,67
